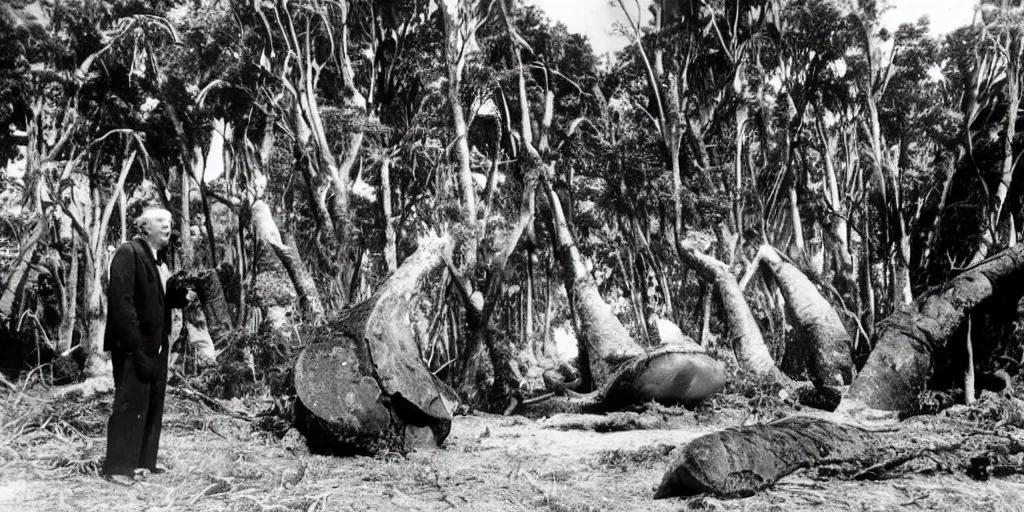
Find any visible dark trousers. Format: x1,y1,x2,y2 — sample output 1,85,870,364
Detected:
103,350,167,476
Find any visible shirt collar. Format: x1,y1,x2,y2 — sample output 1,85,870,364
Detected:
136,236,163,264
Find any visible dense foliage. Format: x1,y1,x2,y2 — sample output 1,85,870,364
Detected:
2,0,1022,403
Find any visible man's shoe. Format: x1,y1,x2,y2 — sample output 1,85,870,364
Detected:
107,474,135,486
150,465,168,475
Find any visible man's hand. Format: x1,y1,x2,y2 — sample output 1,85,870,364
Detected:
166,272,193,310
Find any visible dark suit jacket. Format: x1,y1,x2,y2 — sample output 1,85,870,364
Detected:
104,237,169,355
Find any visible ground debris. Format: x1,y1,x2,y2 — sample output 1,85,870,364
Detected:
542,412,671,432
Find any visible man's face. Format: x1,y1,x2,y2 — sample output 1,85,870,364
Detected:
146,214,172,249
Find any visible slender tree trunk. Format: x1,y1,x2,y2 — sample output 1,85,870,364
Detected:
893,232,913,306
251,200,325,323
789,184,805,253
670,137,683,240
381,158,397,272
861,190,876,340
56,234,80,353
965,317,976,406
820,123,856,304
180,163,193,270
119,193,127,245
525,253,534,354
82,247,108,378
733,106,747,248
698,283,712,346
0,218,46,320
200,182,218,267
922,154,956,268
542,261,554,358
439,1,481,268
972,40,1021,264
449,88,478,265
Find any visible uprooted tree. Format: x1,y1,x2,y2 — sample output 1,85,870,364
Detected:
655,241,1024,499
740,245,855,389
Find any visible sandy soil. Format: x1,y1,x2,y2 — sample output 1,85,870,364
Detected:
2,393,1023,512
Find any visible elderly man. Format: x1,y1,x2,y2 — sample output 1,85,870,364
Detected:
103,208,174,483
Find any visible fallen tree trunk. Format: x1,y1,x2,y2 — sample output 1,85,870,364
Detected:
543,179,643,388
517,347,727,417
841,242,1024,413
654,416,875,499
251,199,325,323
652,244,1024,500
540,182,729,408
166,268,229,366
676,239,790,385
745,245,854,388
293,234,459,455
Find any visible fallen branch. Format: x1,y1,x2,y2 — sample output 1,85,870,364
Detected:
0,373,16,393
170,369,254,422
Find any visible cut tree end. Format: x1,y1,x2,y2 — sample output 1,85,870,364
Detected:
602,349,727,409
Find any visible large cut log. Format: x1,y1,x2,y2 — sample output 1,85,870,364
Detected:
293,234,459,455
599,347,727,409
654,416,874,499
842,242,1024,412
748,245,854,388
519,347,727,416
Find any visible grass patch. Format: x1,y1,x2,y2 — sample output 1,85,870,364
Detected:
594,443,675,472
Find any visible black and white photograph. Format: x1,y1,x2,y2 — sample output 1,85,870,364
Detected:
1,0,1021,510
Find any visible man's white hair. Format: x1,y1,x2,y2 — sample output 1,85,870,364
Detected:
134,207,172,231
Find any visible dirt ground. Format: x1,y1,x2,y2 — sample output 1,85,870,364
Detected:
2,390,1024,512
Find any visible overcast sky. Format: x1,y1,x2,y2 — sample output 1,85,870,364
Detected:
531,0,979,57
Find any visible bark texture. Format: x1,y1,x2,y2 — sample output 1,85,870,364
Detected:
251,200,325,323
544,180,643,387
843,243,1024,412
294,234,459,455
196,268,232,348
655,417,874,499
755,246,854,387
677,240,789,385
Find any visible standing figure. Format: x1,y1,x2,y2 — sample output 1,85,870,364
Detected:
103,208,173,483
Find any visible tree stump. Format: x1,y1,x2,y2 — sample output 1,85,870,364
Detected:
293,234,458,455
